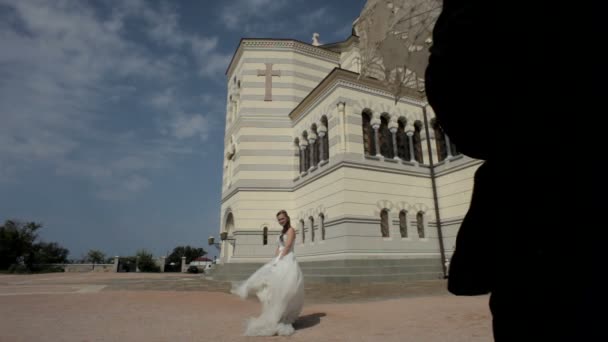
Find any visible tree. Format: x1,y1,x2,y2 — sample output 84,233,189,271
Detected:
1,220,70,271
167,245,207,265
135,249,159,272
0,220,42,269
357,0,441,101
86,249,106,264
32,242,69,264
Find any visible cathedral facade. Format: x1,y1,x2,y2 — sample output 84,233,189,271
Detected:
218,29,481,273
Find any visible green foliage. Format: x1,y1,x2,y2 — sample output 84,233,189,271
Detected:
8,264,30,274
1,220,69,271
86,249,106,264
32,242,69,264
135,249,159,272
0,220,42,269
32,265,65,273
167,245,207,265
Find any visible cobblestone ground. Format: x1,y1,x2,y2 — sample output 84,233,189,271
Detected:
0,272,450,303
0,273,492,342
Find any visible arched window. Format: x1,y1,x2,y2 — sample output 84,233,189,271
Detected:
379,114,394,158
311,124,319,166
302,131,310,170
223,212,235,259
320,214,326,240
294,138,302,173
450,141,459,157
228,98,233,124
396,118,411,160
432,119,448,162
321,116,329,161
380,209,390,237
263,227,268,245
362,110,375,155
416,211,425,238
309,217,315,242
399,210,408,238
413,121,424,163
300,219,306,243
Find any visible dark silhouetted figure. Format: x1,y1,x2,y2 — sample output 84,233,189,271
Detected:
426,1,605,341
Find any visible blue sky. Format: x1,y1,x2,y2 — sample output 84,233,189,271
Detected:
0,0,366,260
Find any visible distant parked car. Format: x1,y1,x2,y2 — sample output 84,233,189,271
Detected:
187,265,199,274
188,259,213,273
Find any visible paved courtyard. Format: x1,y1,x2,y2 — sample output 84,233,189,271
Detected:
0,272,492,341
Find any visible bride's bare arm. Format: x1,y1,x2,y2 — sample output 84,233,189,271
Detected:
279,228,296,258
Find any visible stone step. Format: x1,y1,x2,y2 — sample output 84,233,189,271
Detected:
208,271,443,283
205,258,445,283
304,272,444,283
306,265,443,274
300,258,442,267
211,259,442,270
302,265,441,275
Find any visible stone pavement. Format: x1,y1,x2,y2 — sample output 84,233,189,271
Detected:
0,273,492,341
0,272,449,303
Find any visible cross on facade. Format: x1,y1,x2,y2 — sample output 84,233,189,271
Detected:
257,63,281,101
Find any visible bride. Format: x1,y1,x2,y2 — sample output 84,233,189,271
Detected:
231,210,305,336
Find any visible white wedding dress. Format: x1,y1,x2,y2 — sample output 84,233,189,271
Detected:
231,232,304,336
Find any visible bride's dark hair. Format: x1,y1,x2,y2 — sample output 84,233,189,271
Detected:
276,209,291,236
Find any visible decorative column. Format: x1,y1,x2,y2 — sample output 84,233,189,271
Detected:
227,102,233,123
113,256,119,273
299,140,308,175
353,56,361,74
234,93,240,116
225,142,235,186
298,144,304,173
317,125,327,162
371,114,381,157
181,256,187,273
406,124,416,163
308,132,317,171
160,256,166,273
420,128,432,164
445,134,453,159
337,102,346,152
389,118,399,159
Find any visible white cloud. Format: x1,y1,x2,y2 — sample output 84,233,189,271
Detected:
198,53,232,77
0,0,223,200
150,88,177,110
219,1,333,40
191,37,219,59
0,165,17,183
302,7,329,24
124,175,151,192
52,133,190,200
169,114,210,140
201,94,214,105
332,22,355,41
96,174,150,201
220,0,289,30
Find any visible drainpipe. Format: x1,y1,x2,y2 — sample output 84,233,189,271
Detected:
421,104,447,278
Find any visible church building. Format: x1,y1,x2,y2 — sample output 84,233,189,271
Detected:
215,12,481,281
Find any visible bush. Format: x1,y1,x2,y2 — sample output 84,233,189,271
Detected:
136,249,160,272
8,264,30,274
32,265,65,273
7,263,64,274
117,256,136,272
